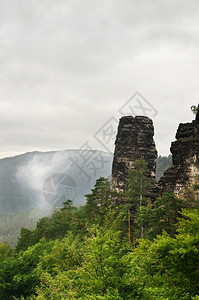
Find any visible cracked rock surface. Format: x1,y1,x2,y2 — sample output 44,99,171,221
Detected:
112,116,157,193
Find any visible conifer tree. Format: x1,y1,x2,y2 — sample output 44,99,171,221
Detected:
84,177,113,225
124,157,151,240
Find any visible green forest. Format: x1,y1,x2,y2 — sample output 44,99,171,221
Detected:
0,154,171,247
0,158,199,299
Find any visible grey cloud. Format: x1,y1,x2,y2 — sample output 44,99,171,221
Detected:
0,0,198,157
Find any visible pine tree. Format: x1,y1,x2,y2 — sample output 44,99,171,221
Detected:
84,177,113,225
124,157,151,240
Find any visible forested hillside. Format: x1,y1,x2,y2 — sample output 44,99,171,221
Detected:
0,149,113,247
0,150,113,214
0,151,171,214
0,152,171,247
156,154,172,180
0,159,198,299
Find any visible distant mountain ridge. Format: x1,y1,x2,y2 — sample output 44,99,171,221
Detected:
0,150,172,215
0,149,113,214
0,150,171,247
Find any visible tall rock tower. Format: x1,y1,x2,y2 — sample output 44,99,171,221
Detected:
159,112,199,199
112,116,157,193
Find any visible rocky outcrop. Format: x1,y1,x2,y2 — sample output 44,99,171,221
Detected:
158,113,199,199
112,116,157,193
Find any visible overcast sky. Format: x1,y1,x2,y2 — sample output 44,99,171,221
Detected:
0,0,198,158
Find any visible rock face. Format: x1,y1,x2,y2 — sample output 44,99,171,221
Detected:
159,113,199,198
112,116,157,193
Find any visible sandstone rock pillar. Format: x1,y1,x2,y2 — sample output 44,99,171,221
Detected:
112,116,157,193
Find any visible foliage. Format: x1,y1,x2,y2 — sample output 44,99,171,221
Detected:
31,220,139,299
124,157,151,239
0,238,54,299
145,193,184,238
0,209,46,248
156,155,172,181
125,157,150,209
127,209,199,299
0,175,199,299
191,104,199,115
84,177,114,226
0,154,175,247
15,201,82,252
183,176,199,209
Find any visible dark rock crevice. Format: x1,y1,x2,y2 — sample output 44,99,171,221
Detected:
112,113,199,201
158,114,199,199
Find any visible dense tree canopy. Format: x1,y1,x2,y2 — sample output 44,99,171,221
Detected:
0,159,198,299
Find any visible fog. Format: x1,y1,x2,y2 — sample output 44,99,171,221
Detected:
15,150,113,209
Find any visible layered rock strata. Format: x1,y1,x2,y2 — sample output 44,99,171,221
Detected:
112,116,157,193
158,113,199,199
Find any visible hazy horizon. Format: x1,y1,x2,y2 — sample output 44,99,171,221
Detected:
0,0,198,158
